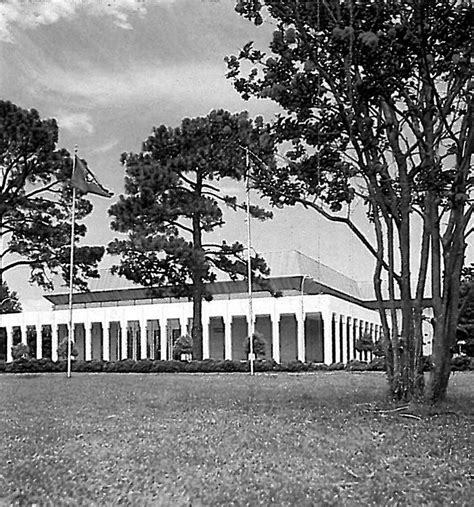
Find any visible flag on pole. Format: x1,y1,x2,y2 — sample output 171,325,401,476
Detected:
71,156,113,198
66,151,112,378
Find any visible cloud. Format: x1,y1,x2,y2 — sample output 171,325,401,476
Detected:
0,0,154,42
92,139,119,154
31,60,235,107
56,111,95,134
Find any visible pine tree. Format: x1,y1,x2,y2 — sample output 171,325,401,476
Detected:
108,109,275,359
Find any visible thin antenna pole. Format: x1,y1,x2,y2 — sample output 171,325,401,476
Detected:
67,146,78,379
246,148,254,375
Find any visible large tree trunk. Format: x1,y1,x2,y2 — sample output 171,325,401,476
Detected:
391,163,418,401
428,205,466,402
191,172,204,361
192,284,204,361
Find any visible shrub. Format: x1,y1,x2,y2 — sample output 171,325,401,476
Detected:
219,360,245,372
172,335,193,361
347,359,368,372
103,361,118,372
367,357,385,371
451,355,472,371
150,360,185,373
328,362,345,371
183,360,203,373
54,360,67,372
131,359,154,373
255,359,278,372
11,343,30,360
33,359,56,372
196,359,220,373
57,338,79,360
281,360,308,372
6,358,30,372
73,359,104,373
112,359,136,372
355,333,375,353
244,332,267,359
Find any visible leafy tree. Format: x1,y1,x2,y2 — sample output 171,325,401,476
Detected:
57,337,79,360
244,331,267,359
0,281,21,313
0,100,104,290
11,342,30,360
109,109,275,360
227,0,473,402
172,334,193,361
355,333,375,354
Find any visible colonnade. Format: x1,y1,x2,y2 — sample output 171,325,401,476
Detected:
1,298,381,364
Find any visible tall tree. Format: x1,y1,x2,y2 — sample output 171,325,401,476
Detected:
227,0,473,401
0,282,21,314
0,101,104,291
108,109,275,360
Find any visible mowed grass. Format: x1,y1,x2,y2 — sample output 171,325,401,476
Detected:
1,372,472,506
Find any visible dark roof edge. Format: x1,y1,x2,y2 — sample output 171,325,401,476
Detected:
43,275,378,309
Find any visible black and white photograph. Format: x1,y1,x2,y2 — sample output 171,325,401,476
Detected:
1,0,472,504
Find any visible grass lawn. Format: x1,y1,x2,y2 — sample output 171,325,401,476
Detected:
1,372,472,506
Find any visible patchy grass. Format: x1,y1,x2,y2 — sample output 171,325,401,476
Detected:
1,372,472,506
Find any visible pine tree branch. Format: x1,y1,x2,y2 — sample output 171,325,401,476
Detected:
24,180,62,199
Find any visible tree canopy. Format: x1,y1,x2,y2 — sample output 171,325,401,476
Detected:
0,282,21,314
0,101,104,291
227,0,473,401
108,109,276,359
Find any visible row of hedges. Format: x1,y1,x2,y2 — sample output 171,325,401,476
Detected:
0,356,474,373
1,356,473,374
0,358,379,374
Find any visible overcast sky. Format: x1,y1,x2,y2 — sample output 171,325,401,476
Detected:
1,0,386,310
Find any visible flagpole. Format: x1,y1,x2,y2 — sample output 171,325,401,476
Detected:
67,146,78,379
246,148,255,376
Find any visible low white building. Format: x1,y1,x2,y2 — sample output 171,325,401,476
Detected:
1,251,385,364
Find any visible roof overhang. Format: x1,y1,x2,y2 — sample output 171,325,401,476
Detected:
44,275,373,308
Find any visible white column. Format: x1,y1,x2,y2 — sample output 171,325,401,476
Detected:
36,324,43,359
296,314,305,362
321,311,333,365
202,316,210,359
20,325,27,345
341,316,348,364
120,320,128,360
224,318,232,360
103,321,110,362
347,317,353,361
85,322,92,361
51,324,59,362
6,326,13,362
334,314,341,364
364,321,370,360
179,317,188,337
352,318,358,360
272,314,280,363
369,323,375,361
358,320,364,360
140,319,147,359
159,319,167,360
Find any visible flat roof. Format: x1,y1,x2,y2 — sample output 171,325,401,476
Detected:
44,250,376,308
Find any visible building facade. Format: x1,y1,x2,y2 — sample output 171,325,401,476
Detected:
0,251,385,364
